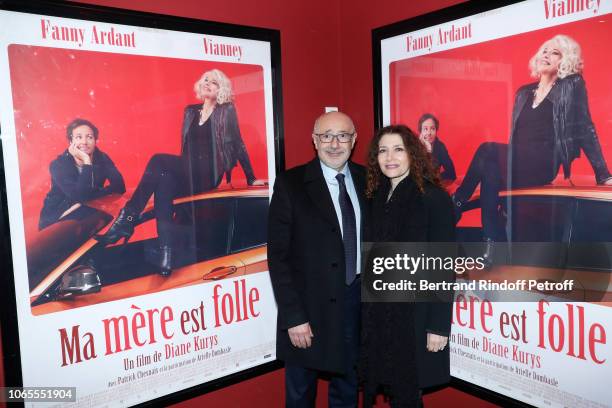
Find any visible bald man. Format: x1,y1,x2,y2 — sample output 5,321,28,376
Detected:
268,112,365,407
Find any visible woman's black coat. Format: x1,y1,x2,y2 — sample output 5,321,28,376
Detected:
363,175,456,390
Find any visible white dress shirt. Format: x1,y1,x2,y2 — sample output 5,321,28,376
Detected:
320,160,361,275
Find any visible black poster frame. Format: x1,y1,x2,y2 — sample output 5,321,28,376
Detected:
372,1,529,407
0,0,284,406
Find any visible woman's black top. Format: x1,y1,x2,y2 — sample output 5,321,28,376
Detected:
181,103,256,186
511,96,557,186
183,116,215,193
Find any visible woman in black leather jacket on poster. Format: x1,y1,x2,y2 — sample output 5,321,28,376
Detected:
452,34,612,255
96,69,262,276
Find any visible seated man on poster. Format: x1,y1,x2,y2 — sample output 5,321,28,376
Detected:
39,118,125,230
418,113,456,184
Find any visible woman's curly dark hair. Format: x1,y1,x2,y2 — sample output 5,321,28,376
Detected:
366,124,441,198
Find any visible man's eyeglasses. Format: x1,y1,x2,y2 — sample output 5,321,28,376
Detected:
314,132,355,143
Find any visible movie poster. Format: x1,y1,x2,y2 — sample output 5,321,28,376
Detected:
377,1,611,407
0,6,279,407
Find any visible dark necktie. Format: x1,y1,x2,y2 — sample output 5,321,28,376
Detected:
336,173,357,285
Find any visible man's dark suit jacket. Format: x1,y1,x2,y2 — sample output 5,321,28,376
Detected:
268,158,366,374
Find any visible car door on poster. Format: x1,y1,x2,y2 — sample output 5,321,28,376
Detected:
374,1,612,407
0,3,281,407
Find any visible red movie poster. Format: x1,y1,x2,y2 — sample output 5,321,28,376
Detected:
390,17,612,190
0,8,279,407
377,2,612,407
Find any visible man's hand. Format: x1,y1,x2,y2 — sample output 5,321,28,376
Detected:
419,134,433,153
426,333,448,352
288,322,314,349
68,142,91,165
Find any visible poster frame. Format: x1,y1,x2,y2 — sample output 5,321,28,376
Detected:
0,0,285,406
372,1,530,406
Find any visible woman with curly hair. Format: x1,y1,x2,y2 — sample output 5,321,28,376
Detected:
360,125,455,407
96,69,262,276
452,35,612,254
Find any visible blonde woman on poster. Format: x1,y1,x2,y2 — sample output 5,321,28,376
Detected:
96,69,261,276
451,35,612,260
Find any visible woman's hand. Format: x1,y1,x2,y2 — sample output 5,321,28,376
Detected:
426,333,448,352
69,142,92,165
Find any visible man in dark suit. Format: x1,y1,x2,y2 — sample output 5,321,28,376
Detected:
268,111,365,407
